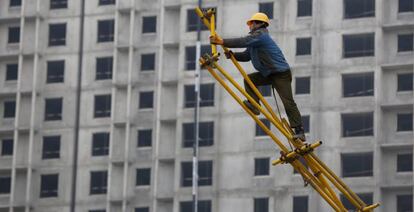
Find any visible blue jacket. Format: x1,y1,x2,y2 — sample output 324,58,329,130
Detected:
223,28,290,77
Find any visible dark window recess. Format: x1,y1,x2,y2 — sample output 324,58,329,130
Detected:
341,152,373,177
42,136,60,159
3,101,16,118
344,0,375,19
297,0,313,17
136,168,151,186
141,53,155,71
92,132,109,156
343,72,374,97
256,118,271,136
6,64,18,81
397,153,413,172
341,193,373,210
254,197,269,212
397,73,413,92
296,37,311,55
1,139,13,156
10,0,22,7
96,57,113,80
40,174,58,198
181,161,212,187
180,200,211,212
184,83,214,108
187,9,209,32
397,113,413,132
343,33,375,58
342,112,373,137
397,194,413,212
259,2,274,19
399,0,414,12
142,16,157,33
135,208,149,212
99,0,115,5
139,91,154,109
185,45,211,70
259,85,272,97
97,20,114,42
94,95,111,118
44,98,62,121
398,34,414,52
49,23,66,46
182,122,214,148
295,77,311,94
50,0,67,9
302,115,310,133
293,196,309,212
137,129,152,147
8,26,20,44
254,158,270,176
0,177,11,194
47,60,65,83
90,171,107,195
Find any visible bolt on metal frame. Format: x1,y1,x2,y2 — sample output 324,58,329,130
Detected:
195,7,380,212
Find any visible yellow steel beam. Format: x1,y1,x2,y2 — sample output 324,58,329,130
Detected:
210,13,217,55
201,57,345,212
362,203,380,211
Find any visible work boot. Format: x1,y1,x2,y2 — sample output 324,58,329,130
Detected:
243,100,260,115
293,126,306,141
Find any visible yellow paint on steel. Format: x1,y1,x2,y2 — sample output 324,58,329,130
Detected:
309,152,366,207
210,14,217,55
290,160,344,212
306,154,365,210
303,155,346,210
362,203,380,211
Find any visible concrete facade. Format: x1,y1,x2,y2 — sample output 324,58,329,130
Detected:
0,0,412,212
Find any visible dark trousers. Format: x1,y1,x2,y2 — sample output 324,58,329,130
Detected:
244,70,303,128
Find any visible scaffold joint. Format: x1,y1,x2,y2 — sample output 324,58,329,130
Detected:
199,53,219,68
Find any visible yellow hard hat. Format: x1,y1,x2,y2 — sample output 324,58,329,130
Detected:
246,12,270,26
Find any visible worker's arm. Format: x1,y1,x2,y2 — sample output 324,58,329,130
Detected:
231,49,251,62
222,32,262,48
210,31,263,48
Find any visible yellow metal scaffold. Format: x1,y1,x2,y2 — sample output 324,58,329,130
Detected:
195,7,380,212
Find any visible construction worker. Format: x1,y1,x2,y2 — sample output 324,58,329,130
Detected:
209,12,305,140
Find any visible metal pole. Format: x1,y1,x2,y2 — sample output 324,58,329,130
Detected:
193,1,203,212
70,0,86,211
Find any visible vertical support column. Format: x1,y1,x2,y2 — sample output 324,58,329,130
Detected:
121,1,136,210
193,1,203,212
9,2,26,211
24,0,41,211
70,0,86,211
152,0,165,211
107,2,120,211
